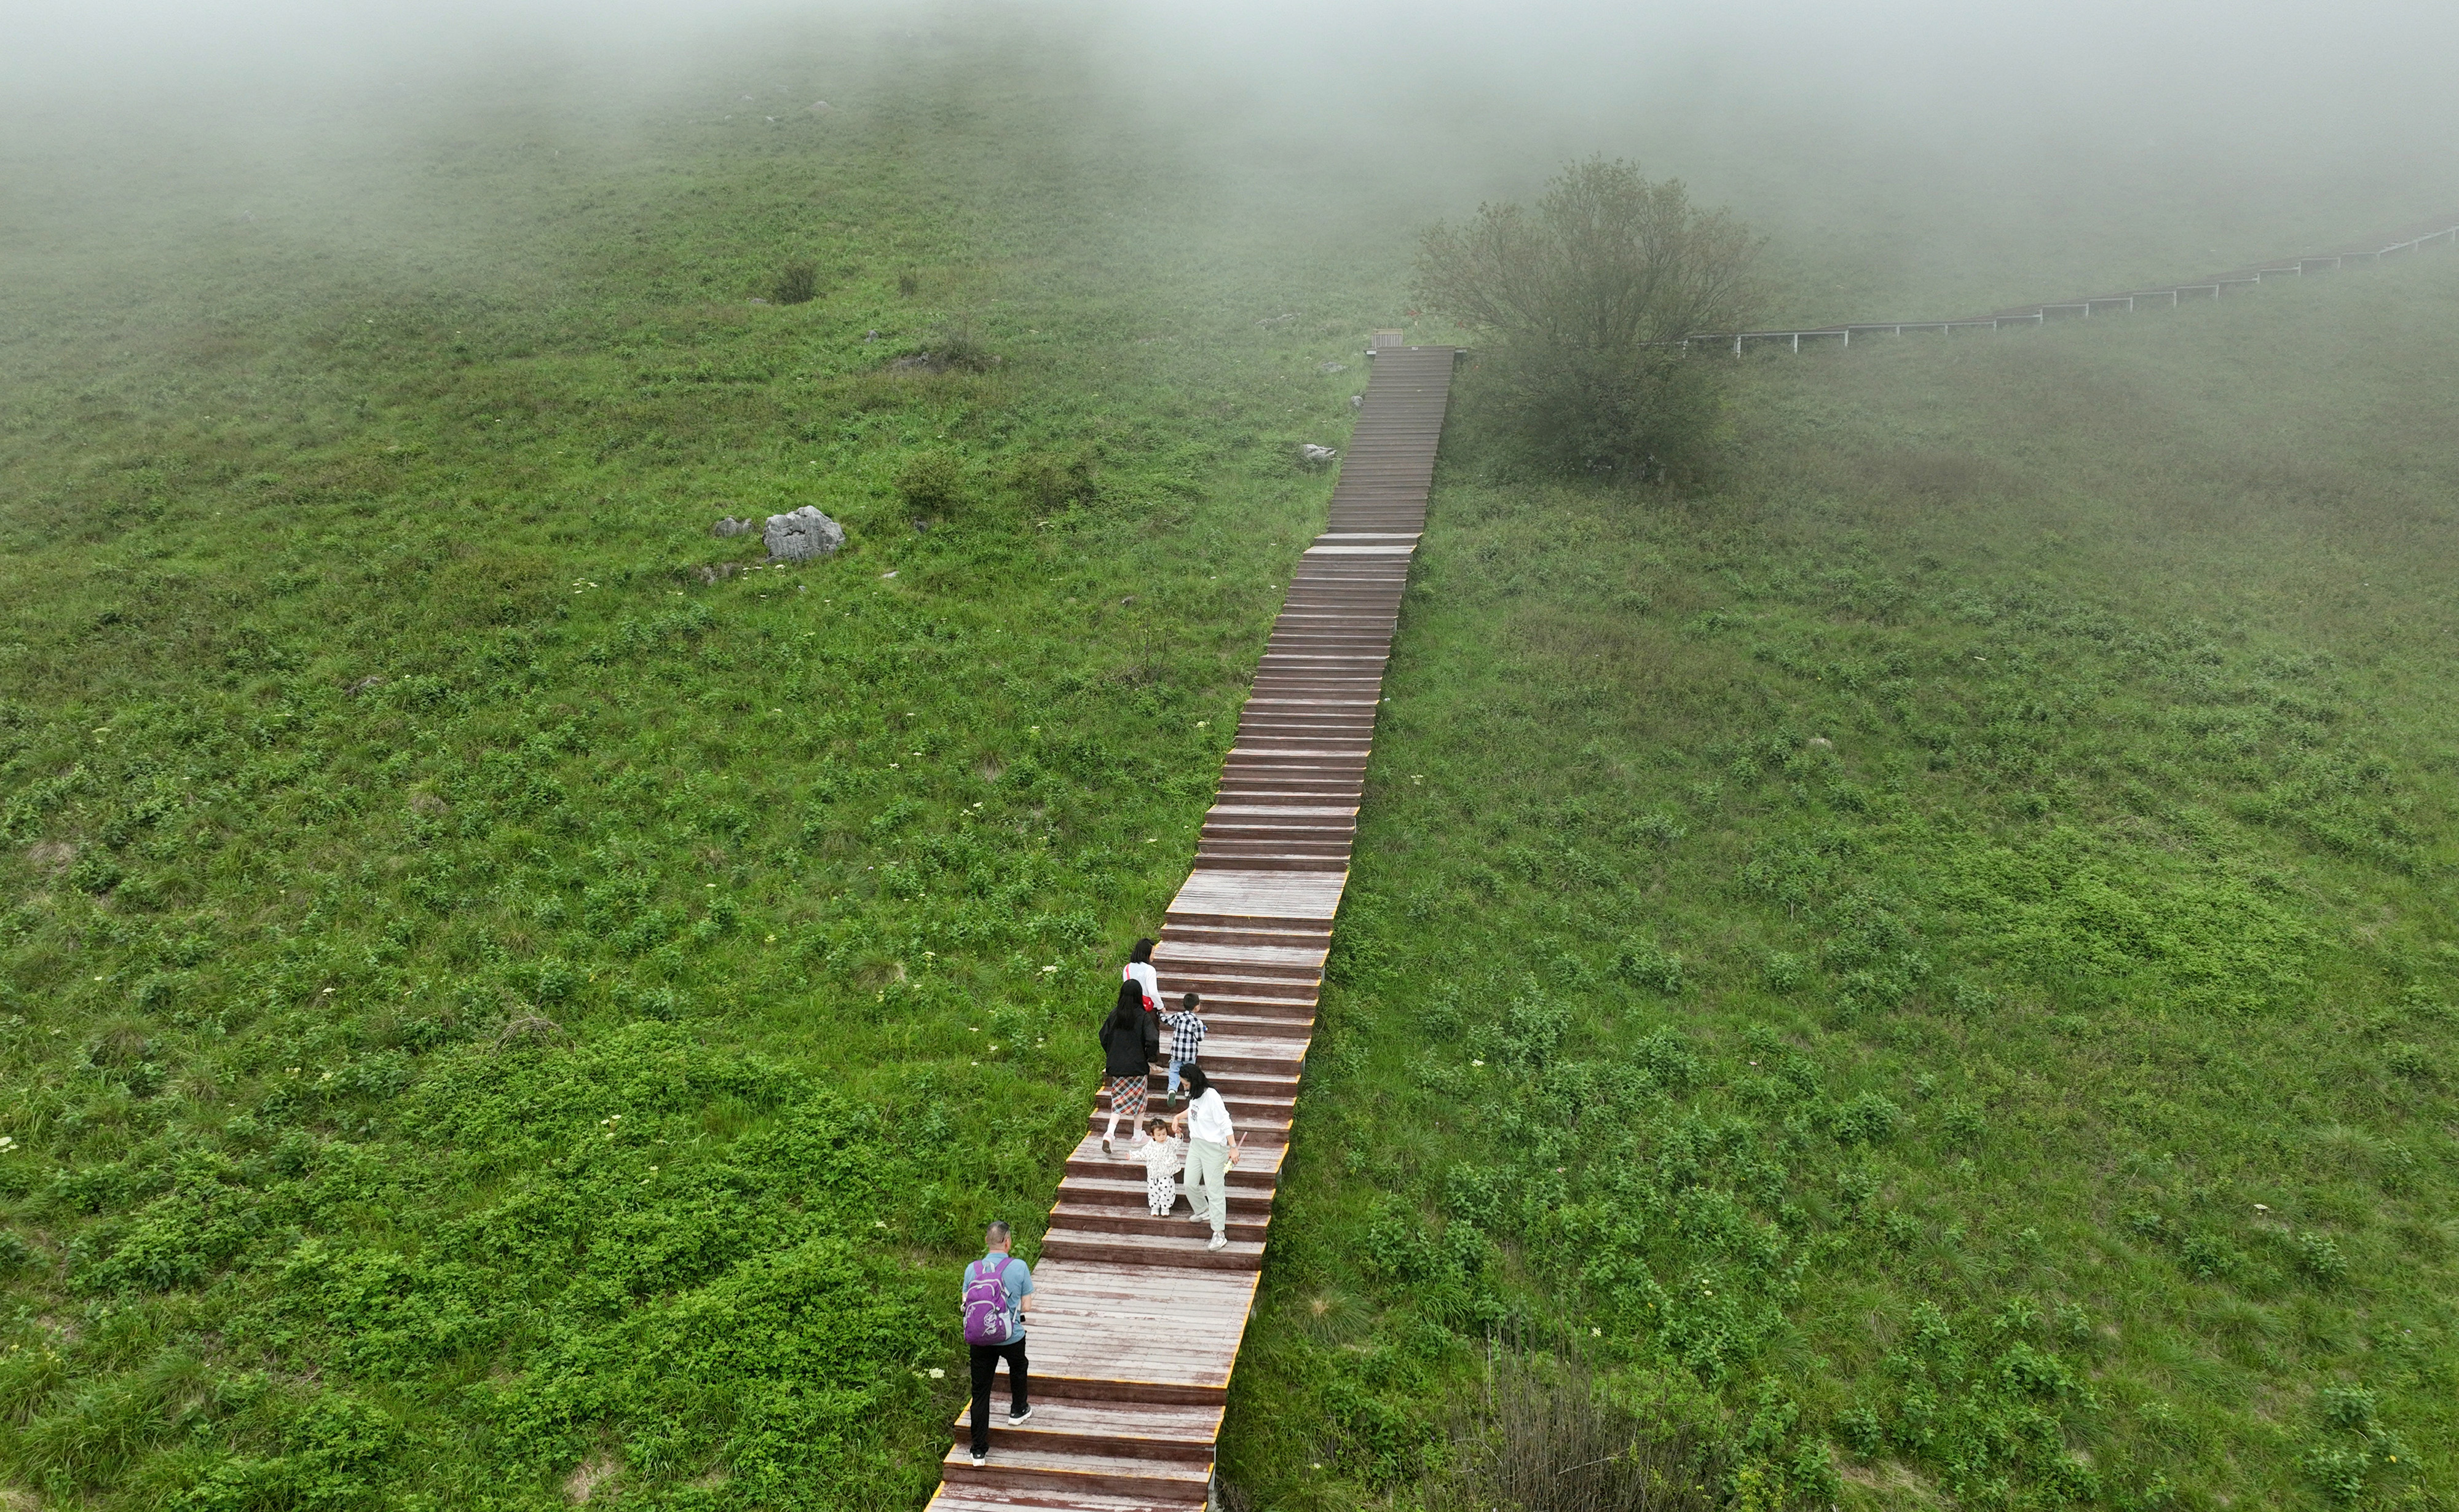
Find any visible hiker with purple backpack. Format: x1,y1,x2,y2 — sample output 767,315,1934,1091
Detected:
961,1220,1035,1467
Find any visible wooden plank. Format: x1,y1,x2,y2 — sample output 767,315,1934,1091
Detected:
931,345,1456,1512
1166,868,1347,920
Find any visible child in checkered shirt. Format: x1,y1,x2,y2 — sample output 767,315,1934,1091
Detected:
1161,992,1206,1108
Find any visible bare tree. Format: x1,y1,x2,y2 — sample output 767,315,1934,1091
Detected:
1415,159,1762,476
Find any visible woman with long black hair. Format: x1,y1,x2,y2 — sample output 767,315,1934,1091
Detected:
1097,978,1160,1155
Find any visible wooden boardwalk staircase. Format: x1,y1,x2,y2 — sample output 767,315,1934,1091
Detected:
926,339,1458,1511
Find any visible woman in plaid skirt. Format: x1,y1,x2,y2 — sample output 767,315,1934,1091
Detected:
1097,978,1160,1155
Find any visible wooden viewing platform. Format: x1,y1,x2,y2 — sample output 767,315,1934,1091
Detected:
925,339,1458,1512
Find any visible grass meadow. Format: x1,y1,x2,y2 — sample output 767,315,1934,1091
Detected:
3,11,2457,1511
0,24,1400,1510
1231,265,2459,1509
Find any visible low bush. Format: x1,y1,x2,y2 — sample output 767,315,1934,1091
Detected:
894,451,969,518
771,261,818,305
1427,1356,1723,1512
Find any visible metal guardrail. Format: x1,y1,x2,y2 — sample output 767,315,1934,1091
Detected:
1678,216,2459,356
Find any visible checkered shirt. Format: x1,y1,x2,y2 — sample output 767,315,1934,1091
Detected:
1161,1009,1207,1062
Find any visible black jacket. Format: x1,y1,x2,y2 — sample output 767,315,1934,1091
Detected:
1099,1013,1160,1077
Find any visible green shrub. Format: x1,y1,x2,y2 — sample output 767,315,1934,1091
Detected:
2316,1385,2377,1433
1426,1356,1723,1512
771,261,818,305
894,451,969,517
1006,449,1098,513
66,850,124,895
1829,1092,1901,1146
1614,939,1684,994
2295,1232,2350,1285
1632,1027,1700,1089
926,320,996,372
1413,158,1759,476
1938,1100,1986,1148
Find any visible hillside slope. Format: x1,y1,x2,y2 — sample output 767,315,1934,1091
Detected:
4,15,2457,1510
1226,254,2459,1509
0,26,1389,1510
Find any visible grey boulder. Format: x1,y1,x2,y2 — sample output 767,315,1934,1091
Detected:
713,516,757,538
764,506,845,561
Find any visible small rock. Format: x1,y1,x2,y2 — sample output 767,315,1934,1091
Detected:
748,297,769,305
347,674,387,695
1316,360,1348,374
1300,444,1338,465
1349,394,1364,409
809,100,832,113
713,516,757,538
1808,736,1834,752
880,570,898,579
764,506,845,561
863,329,882,342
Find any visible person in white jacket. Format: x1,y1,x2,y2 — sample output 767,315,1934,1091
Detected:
1123,937,1161,1011
1170,1065,1241,1251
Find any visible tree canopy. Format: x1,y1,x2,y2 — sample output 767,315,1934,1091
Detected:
1415,159,1761,475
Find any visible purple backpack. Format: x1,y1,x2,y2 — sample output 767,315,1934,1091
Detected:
961,1256,1017,1345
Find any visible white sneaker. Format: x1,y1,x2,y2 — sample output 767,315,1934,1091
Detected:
1186,1211,1206,1223
969,1451,987,1467
1206,1235,1228,1251
1006,1405,1035,1425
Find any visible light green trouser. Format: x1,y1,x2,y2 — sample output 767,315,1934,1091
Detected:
1186,1138,1232,1240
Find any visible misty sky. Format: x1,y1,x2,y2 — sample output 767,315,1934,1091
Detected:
14,0,2459,150
6,0,2457,329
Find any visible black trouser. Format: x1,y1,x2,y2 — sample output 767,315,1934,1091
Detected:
968,1337,1030,1455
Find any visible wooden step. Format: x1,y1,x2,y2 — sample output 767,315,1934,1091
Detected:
930,1484,1206,1512
1085,1099,1291,1133
1049,1203,1271,1243
938,1444,1212,1503
1057,1175,1275,1216
1191,1014,1316,1041
1153,969,1319,994
1064,1137,1281,1186
1039,1227,1268,1272
1129,1065,1299,1092
945,1397,1221,1462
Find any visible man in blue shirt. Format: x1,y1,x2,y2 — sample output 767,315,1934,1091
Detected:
964,1220,1035,1466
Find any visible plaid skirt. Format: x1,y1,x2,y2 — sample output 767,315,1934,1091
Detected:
1105,1073,1148,1121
